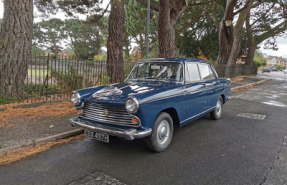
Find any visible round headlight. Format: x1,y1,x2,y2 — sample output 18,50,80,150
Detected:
71,91,80,105
125,97,139,113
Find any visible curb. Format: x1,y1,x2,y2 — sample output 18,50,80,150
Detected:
231,78,271,92
0,128,83,156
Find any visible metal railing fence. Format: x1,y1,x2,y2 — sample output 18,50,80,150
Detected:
0,56,257,105
0,55,136,104
215,64,257,78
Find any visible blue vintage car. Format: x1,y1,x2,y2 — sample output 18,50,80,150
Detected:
70,58,231,152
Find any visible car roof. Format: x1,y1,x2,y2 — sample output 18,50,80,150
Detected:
138,58,212,65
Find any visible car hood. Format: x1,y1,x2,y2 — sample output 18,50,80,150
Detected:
86,81,182,105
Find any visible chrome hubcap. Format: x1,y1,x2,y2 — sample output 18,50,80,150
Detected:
157,120,170,145
216,99,222,116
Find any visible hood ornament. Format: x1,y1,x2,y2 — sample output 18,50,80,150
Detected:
93,85,123,98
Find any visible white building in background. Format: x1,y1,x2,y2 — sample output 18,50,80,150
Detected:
266,56,287,67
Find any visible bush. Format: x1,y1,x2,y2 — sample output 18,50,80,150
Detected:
49,64,102,92
0,96,17,105
24,83,59,97
274,64,284,71
94,54,107,61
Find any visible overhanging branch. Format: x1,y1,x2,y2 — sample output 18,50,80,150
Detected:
255,20,287,43
234,0,263,15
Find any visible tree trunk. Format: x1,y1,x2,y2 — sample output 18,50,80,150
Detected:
227,36,241,65
216,21,233,65
245,12,256,66
0,0,33,97
107,0,125,83
216,0,236,65
227,1,253,65
158,0,187,58
246,43,256,66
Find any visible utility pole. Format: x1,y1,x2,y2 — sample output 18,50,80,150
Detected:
146,0,150,59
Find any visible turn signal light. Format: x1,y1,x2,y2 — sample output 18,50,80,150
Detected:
132,117,138,124
77,109,83,115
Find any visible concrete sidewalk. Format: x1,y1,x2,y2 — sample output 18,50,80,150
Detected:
0,76,270,155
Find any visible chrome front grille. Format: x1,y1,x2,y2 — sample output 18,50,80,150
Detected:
81,102,138,127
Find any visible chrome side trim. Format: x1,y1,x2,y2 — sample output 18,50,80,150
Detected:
140,93,183,104
140,89,206,104
70,117,151,140
180,106,216,124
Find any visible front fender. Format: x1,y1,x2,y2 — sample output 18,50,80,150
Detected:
135,94,185,128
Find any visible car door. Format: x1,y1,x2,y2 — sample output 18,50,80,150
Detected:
197,63,219,109
182,62,208,123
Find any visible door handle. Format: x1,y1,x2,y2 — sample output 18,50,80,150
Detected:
203,83,212,86
204,81,216,86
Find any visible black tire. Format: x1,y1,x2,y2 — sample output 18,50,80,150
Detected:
146,112,174,152
210,96,223,120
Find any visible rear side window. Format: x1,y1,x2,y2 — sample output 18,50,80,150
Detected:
198,63,215,80
185,63,201,83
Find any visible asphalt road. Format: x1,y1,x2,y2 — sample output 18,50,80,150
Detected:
0,73,287,185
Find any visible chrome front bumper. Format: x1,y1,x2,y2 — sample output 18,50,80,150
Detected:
70,117,152,140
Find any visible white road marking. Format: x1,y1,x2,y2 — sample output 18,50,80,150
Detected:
236,113,267,120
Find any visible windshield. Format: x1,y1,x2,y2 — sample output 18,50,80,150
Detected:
127,62,183,82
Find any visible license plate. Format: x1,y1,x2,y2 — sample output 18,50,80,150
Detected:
84,130,109,143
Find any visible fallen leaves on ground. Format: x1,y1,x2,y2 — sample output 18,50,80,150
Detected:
0,134,83,165
0,101,76,128
230,76,244,83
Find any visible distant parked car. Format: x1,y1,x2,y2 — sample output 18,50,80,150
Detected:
262,67,271,73
283,69,287,74
272,68,278,71
70,58,231,152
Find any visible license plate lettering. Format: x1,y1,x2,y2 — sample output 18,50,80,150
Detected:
85,130,109,143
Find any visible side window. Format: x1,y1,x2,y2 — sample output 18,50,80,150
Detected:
198,63,215,80
185,63,201,83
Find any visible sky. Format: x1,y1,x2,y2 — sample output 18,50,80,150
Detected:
0,1,287,58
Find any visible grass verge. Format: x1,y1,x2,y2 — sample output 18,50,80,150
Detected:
0,101,76,128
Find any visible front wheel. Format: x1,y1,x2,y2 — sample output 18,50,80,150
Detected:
210,96,223,120
146,112,174,152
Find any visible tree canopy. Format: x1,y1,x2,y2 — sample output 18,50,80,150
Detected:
125,0,158,58
33,0,287,64
33,18,65,57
